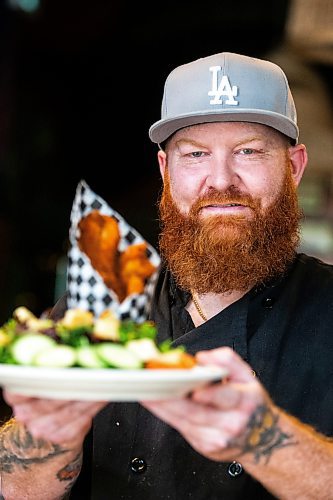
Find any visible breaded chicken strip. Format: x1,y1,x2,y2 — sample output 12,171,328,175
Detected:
119,243,156,297
78,210,126,301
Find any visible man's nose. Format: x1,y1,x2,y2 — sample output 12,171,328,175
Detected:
205,158,240,191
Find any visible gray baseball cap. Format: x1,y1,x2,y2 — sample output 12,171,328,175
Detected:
149,52,299,144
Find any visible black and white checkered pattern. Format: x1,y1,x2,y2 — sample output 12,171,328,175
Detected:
67,179,161,322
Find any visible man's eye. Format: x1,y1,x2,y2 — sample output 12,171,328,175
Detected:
240,148,254,155
189,151,205,158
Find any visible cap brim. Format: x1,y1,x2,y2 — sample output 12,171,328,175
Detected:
149,109,299,144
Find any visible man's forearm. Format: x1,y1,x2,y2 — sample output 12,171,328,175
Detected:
239,405,333,499
1,418,82,500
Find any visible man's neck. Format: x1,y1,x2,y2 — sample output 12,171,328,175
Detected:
187,289,250,327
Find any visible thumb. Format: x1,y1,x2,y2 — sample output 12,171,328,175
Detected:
196,347,255,383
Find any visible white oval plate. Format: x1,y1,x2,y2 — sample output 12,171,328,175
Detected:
0,364,228,401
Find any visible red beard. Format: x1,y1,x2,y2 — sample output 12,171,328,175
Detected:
158,168,303,294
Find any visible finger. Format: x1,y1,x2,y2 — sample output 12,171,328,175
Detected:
180,421,230,456
2,389,36,406
13,399,72,421
28,401,107,445
143,395,249,438
142,397,229,430
27,400,106,432
39,413,95,445
25,402,107,443
143,401,237,460
196,347,256,383
192,379,261,408
186,425,240,462
192,382,242,408
142,398,199,431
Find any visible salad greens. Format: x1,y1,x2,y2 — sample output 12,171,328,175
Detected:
0,307,195,369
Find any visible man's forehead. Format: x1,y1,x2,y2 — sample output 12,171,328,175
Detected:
170,121,285,145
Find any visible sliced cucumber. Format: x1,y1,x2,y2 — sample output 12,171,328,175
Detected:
95,343,143,369
76,345,106,368
33,345,77,367
10,333,57,365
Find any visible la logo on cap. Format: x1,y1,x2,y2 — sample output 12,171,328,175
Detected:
208,66,239,106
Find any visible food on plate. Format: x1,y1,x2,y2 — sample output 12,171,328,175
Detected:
145,351,197,369
0,307,196,370
77,210,157,302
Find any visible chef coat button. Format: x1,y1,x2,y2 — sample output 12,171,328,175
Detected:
262,297,274,309
228,461,243,477
130,457,147,473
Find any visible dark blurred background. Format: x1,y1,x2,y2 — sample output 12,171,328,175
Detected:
0,0,333,323
1,0,333,420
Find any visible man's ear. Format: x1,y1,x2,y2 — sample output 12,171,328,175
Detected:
157,150,167,182
289,144,308,186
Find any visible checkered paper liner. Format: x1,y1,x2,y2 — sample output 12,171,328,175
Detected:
67,179,161,322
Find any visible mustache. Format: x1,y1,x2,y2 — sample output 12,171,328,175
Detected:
189,187,259,216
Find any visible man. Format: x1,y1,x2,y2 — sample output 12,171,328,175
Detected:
2,52,333,499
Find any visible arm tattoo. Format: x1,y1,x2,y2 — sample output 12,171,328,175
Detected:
229,405,297,464
57,452,83,493
0,418,68,473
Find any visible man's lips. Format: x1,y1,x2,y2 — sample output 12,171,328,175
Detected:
199,202,249,214
205,203,244,208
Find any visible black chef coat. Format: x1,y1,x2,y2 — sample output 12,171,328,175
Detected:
67,253,333,499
